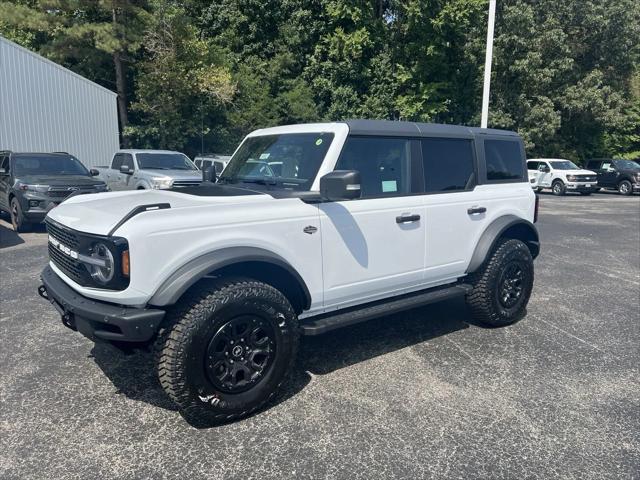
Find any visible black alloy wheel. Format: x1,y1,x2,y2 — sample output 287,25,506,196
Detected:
205,315,276,394
497,261,525,309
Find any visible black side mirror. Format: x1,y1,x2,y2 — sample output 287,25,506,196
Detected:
90,168,99,176
543,166,550,173
202,165,216,183
120,165,132,175
320,170,361,201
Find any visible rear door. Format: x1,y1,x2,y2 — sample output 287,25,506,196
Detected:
420,136,488,282
319,136,426,309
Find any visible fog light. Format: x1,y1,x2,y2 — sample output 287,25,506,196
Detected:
29,200,40,208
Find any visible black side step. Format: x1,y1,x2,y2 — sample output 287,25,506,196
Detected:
300,283,472,336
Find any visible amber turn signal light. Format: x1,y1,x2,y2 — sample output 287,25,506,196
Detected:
121,250,130,277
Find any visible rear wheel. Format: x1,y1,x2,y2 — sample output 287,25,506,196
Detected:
466,238,534,327
618,180,632,195
154,278,299,425
552,180,566,196
10,197,31,233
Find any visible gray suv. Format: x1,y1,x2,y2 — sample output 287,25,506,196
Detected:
0,151,108,232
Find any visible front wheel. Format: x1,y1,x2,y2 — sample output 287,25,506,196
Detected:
10,197,31,232
155,278,299,425
618,180,632,196
552,180,566,196
466,238,534,327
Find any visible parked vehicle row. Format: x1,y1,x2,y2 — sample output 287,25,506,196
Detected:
0,151,108,232
527,157,640,196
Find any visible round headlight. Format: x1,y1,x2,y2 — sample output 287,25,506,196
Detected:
89,243,114,283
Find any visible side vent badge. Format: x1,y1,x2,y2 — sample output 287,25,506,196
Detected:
303,225,318,235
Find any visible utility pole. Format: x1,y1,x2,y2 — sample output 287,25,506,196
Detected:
481,0,496,129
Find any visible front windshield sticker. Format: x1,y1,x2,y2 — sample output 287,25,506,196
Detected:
315,138,323,146
259,153,270,160
382,180,397,193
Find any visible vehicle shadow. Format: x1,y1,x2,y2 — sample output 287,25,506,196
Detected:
90,297,475,427
0,222,24,248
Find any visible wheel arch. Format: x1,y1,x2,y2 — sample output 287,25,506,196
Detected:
466,215,539,274
149,247,312,313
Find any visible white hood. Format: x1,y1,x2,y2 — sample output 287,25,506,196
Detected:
46,189,270,236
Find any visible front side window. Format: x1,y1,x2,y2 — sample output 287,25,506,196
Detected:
602,161,614,171
220,132,334,191
549,160,579,170
484,139,524,181
527,161,539,170
111,154,124,170
122,154,134,170
336,136,411,197
421,137,475,192
136,153,197,171
13,154,89,176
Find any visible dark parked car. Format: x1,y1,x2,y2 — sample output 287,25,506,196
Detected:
0,151,108,232
584,158,640,195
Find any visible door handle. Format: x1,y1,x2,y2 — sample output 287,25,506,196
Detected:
467,206,487,215
396,214,421,223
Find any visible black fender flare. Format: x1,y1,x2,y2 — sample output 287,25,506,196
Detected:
149,246,312,309
466,215,539,274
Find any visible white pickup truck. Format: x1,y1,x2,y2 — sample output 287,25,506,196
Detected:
39,120,539,425
95,149,202,190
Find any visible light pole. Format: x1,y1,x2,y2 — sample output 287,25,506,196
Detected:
481,0,496,129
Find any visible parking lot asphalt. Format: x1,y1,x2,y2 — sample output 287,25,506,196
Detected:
1,192,639,480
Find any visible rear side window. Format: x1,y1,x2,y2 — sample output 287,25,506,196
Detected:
484,139,524,181
336,137,412,197
421,137,475,192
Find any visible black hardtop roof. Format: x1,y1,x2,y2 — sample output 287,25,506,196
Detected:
344,119,519,138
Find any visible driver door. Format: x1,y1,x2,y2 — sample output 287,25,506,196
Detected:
0,155,10,211
319,136,426,309
600,161,617,187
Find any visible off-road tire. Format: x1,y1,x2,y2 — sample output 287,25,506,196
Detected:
618,180,632,196
10,197,31,233
552,180,566,196
466,238,534,327
154,278,299,426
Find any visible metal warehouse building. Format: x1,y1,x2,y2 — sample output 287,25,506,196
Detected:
0,36,119,168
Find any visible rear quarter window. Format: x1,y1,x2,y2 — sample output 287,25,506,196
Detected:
484,139,524,182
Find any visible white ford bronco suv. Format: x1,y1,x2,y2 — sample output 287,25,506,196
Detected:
38,120,539,424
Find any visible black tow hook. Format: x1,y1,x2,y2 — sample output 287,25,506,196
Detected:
37,285,49,300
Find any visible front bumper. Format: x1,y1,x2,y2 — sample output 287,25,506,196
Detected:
565,183,598,192
39,266,165,343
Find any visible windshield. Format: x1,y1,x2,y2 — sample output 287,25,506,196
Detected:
550,160,580,170
219,132,334,191
13,154,89,176
613,159,640,170
137,153,197,170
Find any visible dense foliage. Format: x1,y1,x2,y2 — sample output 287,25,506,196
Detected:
1,0,638,162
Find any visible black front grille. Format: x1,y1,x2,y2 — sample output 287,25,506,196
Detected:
172,180,201,188
48,190,72,198
48,242,87,285
46,220,79,249
574,175,597,182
